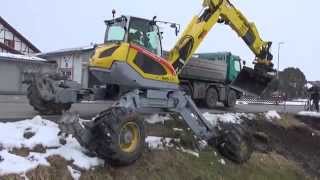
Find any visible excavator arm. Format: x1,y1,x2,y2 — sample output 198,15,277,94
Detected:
168,0,273,74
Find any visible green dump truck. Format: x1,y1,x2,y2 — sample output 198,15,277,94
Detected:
179,52,243,108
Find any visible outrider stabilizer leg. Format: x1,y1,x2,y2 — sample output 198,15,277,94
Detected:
58,89,253,166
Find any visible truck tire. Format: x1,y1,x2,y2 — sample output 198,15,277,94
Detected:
205,87,218,109
216,123,253,164
92,107,145,166
224,90,237,108
27,78,71,115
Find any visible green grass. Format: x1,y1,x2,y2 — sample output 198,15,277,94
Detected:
1,148,308,180
78,149,308,180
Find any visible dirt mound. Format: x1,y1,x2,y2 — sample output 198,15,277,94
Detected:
245,115,320,178
296,115,320,131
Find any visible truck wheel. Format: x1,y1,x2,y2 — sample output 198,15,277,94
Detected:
92,107,145,166
224,90,237,108
205,87,218,109
216,123,253,164
27,78,71,115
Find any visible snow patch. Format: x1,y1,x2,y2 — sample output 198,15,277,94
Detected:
265,110,281,120
0,150,48,175
145,136,178,149
145,114,171,124
68,166,81,180
0,116,103,176
0,116,61,150
236,101,249,105
180,148,199,158
218,158,226,165
298,111,320,118
203,112,246,125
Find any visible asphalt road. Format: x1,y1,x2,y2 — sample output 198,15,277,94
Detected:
0,100,305,122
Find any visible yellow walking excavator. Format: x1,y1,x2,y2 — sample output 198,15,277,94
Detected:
28,0,274,165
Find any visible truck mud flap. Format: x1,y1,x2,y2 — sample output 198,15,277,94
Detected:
230,67,273,96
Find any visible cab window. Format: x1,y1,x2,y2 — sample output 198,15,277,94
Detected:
234,60,241,72
128,18,162,56
106,26,125,42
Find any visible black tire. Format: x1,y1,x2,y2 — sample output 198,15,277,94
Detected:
92,107,145,166
27,81,71,115
224,90,237,108
205,87,218,109
216,123,253,164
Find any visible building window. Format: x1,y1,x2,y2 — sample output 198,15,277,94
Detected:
4,39,14,49
60,68,73,80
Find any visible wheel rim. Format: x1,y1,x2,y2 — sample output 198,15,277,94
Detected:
119,122,141,153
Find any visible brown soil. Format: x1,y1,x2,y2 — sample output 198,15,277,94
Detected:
244,115,320,178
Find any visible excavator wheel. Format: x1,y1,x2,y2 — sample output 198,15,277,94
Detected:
27,77,71,115
92,107,145,166
216,123,253,164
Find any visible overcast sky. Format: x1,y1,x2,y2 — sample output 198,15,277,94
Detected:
1,0,320,80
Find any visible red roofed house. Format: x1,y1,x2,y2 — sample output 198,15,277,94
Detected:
0,16,40,55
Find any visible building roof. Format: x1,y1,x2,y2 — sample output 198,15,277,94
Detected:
38,44,96,58
0,16,41,53
0,52,47,62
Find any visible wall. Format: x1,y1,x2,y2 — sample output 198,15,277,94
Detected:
44,50,93,88
0,60,56,94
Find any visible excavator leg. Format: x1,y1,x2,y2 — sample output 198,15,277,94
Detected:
59,89,253,165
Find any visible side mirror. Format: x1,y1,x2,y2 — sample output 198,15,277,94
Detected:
242,60,246,66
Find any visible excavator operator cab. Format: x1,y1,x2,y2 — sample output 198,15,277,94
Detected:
104,16,163,56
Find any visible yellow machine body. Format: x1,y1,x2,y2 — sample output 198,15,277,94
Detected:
90,42,179,85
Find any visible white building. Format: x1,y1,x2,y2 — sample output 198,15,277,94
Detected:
38,45,95,88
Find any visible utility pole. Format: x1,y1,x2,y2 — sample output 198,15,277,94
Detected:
277,42,285,111
277,42,284,79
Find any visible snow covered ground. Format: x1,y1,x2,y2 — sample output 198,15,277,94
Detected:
297,111,320,118
0,116,197,178
0,116,104,177
203,112,256,125
265,110,281,120
236,99,307,106
0,111,281,178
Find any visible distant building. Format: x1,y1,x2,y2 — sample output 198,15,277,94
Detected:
38,45,95,88
0,16,40,55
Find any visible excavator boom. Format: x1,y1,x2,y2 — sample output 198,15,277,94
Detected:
168,0,274,95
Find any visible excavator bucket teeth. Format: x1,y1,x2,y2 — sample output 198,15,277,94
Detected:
231,67,274,96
